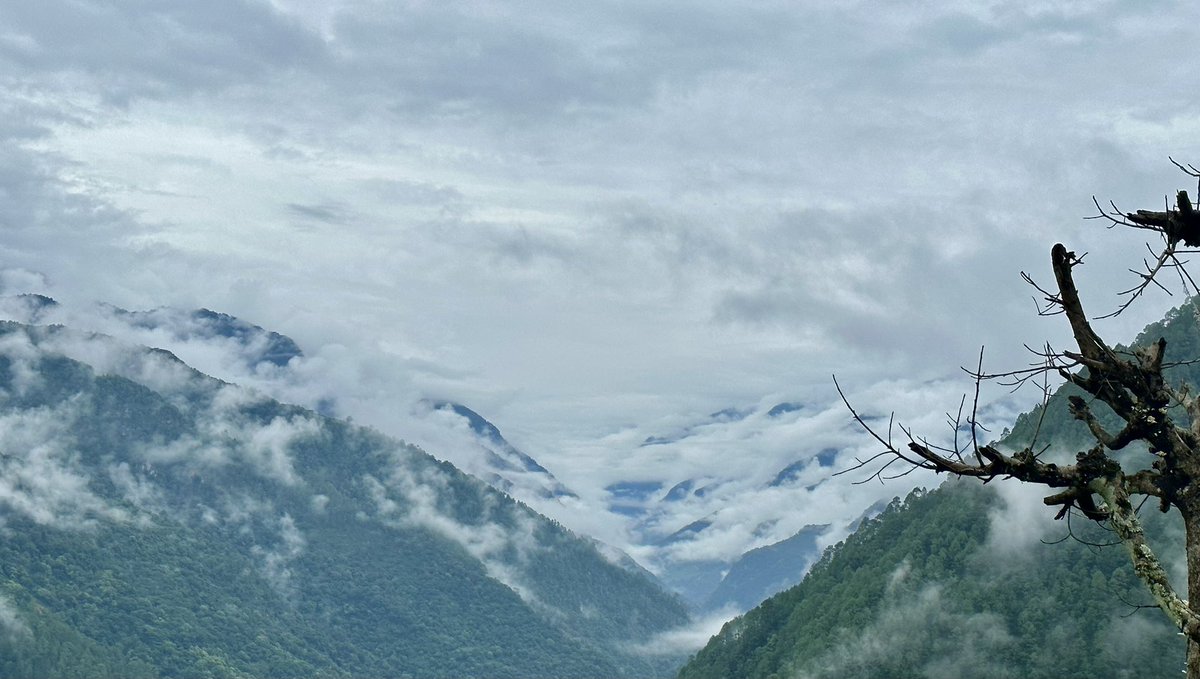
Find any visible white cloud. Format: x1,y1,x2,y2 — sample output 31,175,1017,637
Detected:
363,456,547,606
239,414,318,487
123,380,319,487
798,584,1014,679
0,328,44,397
0,403,130,530
626,605,740,657
0,593,30,641
984,477,1062,558
310,493,329,513
107,461,167,518
251,513,306,599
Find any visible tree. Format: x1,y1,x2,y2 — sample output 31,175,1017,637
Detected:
838,160,1200,678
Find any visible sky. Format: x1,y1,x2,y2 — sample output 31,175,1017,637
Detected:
4,0,1200,586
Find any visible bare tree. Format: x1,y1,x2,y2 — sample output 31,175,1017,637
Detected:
838,162,1200,678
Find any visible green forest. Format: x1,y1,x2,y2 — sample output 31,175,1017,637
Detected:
679,299,1200,678
678,481,1183,678
0,321,689,678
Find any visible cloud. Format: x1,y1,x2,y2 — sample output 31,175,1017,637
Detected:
287,201,353,225
625,605,740,657
1100,613,1179,675
0,0,327,103
0,328,46,397
135,386,319,487
362,455,547,606
107,461,167,517
0,323,324,531
237,412,320,486
984,477,1061,558
0,323,316,488
0,403,130,530
0,593,30,641
1,322,207,402
251,513,306,598
310,493,329,513
799,584,1015,679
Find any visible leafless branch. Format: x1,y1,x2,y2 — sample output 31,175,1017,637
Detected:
836,165,1200,659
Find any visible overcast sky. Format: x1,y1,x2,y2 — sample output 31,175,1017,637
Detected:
4,1,1200,571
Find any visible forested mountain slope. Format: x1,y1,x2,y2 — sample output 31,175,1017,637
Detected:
680,299,1200,679
678,482,1182,678
0,321,689,678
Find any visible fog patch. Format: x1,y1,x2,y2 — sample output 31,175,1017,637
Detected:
625,605,739,657
887,558,911,591
362,461,546,607
310,493,329,513
0,593,30,641
216,492,276,527
1101,613,1179,675
0,329,44,398
251,513,306,599
106,461,166,520
136,388,320,487
984,480,1059,559
0,404,129,530
238,414,317,486
800,585,1014,679
39,330,201,404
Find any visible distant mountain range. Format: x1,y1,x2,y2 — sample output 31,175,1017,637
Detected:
0,293,906,664
0,319,689,677
0,294,304,369
600,403,872,614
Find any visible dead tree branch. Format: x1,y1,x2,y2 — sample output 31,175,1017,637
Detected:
838,234,1200,652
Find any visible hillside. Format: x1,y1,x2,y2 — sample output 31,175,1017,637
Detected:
678,481,1185,678
679,299,1200,679
0,321,689,677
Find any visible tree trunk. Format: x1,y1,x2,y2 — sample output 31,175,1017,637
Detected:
1095,479,1200,676
1186,508,1200,679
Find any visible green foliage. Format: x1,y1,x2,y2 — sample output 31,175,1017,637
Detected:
681,298,1200,679
678,483,1184,678
0,322,689,678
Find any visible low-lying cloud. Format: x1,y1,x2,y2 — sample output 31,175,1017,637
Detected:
799,583,1015,679
363,459,547,607
0,403,130,531
0,593,30,642
625,605,741,657
251,513,306,599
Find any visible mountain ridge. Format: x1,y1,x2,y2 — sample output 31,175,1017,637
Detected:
0,319,690,677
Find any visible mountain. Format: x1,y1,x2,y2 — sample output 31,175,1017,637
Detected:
424,401,577,501
0,296,305,371
0,321,689,677
702,524,828,613
0,293,896,628
109,305,305,368
600,399,852,611
0,296,581,503
628,440,851,613
0,295,981,663
679,298,1200,678
678,481,1183,679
